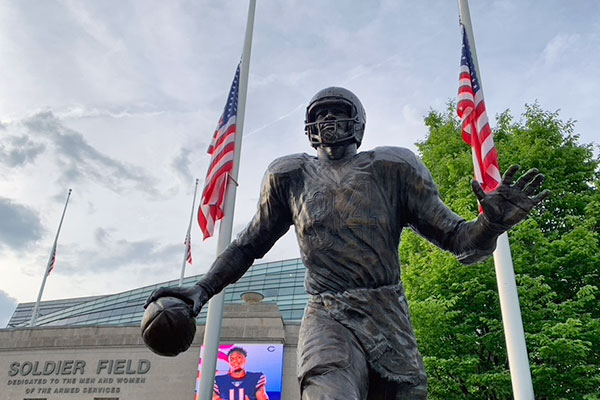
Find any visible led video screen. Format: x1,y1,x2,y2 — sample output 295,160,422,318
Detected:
195,343,284,400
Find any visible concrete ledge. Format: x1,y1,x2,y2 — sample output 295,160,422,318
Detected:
0,303,287,350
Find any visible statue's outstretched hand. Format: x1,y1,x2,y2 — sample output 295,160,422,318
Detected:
472,165,550,231
144,284,209,317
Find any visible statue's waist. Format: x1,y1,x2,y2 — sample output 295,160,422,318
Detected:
308,281,403,298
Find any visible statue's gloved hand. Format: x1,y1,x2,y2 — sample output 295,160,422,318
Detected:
144,284,209,317
473,165,550,231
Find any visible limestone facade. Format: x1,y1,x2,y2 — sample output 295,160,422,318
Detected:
0,303,301,400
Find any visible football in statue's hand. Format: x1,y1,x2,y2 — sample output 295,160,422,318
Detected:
141,296,196,357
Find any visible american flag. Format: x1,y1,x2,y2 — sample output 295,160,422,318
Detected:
46,244,57,275
198,63,240,239
184,231,193,265
457,24,501,193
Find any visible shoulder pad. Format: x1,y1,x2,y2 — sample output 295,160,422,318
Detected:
371,146,434,181
267,153,312,175
371,146,419,164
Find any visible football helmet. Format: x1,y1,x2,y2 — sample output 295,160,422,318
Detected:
304,87,366,148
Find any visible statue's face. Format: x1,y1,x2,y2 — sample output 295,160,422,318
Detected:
228,351,247,373
305,87,365,150
312,103,353,146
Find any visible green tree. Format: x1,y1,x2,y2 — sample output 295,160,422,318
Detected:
401,103,600,399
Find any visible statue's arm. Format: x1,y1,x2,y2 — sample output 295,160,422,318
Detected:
197,164,294,295
145,164,294,315
409,195,506,265
403,155,548,265
450,165,549,263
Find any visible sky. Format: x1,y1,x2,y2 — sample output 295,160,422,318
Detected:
1,0,599,327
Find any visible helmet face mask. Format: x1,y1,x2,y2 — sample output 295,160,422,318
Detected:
305,87,366,149
306,100,356,146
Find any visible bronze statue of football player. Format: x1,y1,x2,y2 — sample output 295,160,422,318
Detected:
146,87,549,399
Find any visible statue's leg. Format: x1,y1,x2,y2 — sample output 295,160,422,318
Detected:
392,380,428,400
366,370,428,400
298,300,369,400
301,355,368,400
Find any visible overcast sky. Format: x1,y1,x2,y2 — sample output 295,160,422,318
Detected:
1,0,599,327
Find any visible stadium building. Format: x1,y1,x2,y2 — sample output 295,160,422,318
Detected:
1,258,308,400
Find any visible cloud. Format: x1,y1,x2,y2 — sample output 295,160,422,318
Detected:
93,227,113,245
54,104,167,120
491,0,517,13
245,103,305,139
22,111,160,196
61,235,182,274
171,147,194,185
542,33,580,66
0,134,46,167
0,289,18,328
0,197,44,250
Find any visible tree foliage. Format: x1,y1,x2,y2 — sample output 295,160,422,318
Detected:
401,103,600,399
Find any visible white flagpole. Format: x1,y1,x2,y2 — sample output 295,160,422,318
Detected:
180,178,200,287
30,188,72,327
457,1,535,399
196,0,256,399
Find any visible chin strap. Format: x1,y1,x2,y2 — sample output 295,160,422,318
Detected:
313,138,357,150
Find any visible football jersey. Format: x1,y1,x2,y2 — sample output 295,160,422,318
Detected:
214,372,267,400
